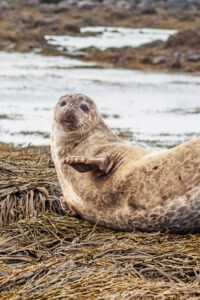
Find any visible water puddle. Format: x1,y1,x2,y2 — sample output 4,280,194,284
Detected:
45,26,177,54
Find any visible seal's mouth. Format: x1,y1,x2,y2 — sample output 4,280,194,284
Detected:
62,120,84,131
57,114,91,133
55,115,97,143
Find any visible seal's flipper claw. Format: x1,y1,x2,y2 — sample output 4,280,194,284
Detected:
59,196,77,217
63,155,113,175
63,156,96,172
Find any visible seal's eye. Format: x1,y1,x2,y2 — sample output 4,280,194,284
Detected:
60,100,66,107
80,103,89,113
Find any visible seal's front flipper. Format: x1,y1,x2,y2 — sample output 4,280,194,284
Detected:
63,155,113,175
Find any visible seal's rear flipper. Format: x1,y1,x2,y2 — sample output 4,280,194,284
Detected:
63,155,113,175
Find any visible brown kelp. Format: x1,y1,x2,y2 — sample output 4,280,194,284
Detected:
0,143,64,227
0,143,200,299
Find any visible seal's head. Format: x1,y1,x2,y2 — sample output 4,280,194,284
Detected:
54,94,101,139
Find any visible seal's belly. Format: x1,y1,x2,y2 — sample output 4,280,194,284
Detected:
127,142,200,208
77,139,200,213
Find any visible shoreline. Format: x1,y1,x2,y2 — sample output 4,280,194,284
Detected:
3,42,200,76
1,1,200,74
2,29,200,75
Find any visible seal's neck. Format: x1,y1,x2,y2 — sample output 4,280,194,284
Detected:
52,118,121,164
83,121,121,145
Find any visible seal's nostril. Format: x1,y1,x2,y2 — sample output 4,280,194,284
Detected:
60,100,66,107
66,113,74,124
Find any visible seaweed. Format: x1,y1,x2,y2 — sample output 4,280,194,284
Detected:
0,143,200,299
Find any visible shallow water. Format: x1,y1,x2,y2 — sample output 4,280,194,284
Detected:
0,51,200,149
45,27,177,53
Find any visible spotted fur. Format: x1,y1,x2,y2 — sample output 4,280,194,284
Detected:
51,94,200,234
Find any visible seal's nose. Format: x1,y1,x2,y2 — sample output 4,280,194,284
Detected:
65,111,77,124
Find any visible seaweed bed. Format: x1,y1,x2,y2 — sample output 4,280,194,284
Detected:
0,143,200,299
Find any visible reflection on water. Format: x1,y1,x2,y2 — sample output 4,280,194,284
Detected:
0,51,200,149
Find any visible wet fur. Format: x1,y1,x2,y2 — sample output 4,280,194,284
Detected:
51,94,200,234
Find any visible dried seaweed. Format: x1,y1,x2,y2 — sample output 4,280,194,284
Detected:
0,143,200,299
0,143,64,227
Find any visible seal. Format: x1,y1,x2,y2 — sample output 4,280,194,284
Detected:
51,93,200,233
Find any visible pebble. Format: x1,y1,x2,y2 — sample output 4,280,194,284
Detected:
152,56,166,65
186,54,200,62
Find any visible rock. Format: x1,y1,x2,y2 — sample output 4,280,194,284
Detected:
167,0,197,9
64,24,80,33
140,56,152,64
152,56,166,65
67,0,78,5
170,52,182,68
140,6,157,15
0,42,16,52
53,1,71,12
178,14,194,22
0,1,10,10
115,0,133,10
26,0,40,5
186,54,200,62
57,1,71,10
166,29,200,48
27,44,42,52
78,1,98,9
137,0,157,14
102,0,115,6
110,10,127,20
170,61,182,69
33,18,59,27
39,0,63,3
141,40,163,49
